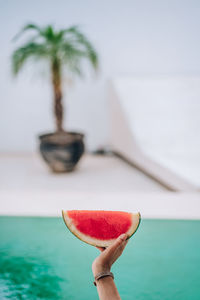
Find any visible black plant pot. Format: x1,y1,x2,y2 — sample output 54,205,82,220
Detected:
39,132,84,173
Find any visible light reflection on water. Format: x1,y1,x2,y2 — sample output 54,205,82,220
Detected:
0,252,63,299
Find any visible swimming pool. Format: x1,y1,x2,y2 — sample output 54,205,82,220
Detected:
0,217,200,299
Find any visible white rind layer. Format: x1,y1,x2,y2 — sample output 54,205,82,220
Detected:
62,211,141,247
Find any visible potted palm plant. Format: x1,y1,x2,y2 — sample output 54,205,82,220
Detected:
12,23,98,172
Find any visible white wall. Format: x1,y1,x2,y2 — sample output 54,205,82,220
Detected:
0,0,200,152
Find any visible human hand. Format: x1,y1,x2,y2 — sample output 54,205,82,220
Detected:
92,233,128,277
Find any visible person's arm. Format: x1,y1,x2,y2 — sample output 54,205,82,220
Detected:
92,233,128,300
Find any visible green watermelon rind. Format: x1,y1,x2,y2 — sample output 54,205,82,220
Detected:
62,210,141,247
127,212,141,239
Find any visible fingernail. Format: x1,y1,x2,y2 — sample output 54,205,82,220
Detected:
119,233,127,241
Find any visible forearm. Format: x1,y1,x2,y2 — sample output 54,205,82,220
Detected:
96,276,121,300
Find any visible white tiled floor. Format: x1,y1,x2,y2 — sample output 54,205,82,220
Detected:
0,153,164,193
0,153,199,219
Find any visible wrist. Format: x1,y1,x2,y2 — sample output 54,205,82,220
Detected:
93,271,114,286
92,262,111,277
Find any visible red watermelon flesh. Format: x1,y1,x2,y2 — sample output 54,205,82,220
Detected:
62,210,141,247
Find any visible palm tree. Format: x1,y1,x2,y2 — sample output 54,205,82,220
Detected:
12,23,98,132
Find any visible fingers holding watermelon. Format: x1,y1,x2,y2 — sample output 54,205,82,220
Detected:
92,234,129,277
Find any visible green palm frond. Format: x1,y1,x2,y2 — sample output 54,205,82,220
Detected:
12,24,48,75
12,23,42,41
42,25,55,42
12,42,49,75
60,26,98,69
12,23,99,77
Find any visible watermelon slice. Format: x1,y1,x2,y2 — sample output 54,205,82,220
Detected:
62,210,141,247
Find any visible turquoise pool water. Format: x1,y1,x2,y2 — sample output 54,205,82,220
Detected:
0,217,200,299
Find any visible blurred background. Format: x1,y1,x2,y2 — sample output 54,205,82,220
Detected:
0,0,200,299
1,0,200,151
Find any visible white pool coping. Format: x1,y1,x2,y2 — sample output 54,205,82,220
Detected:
0,190,200,220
